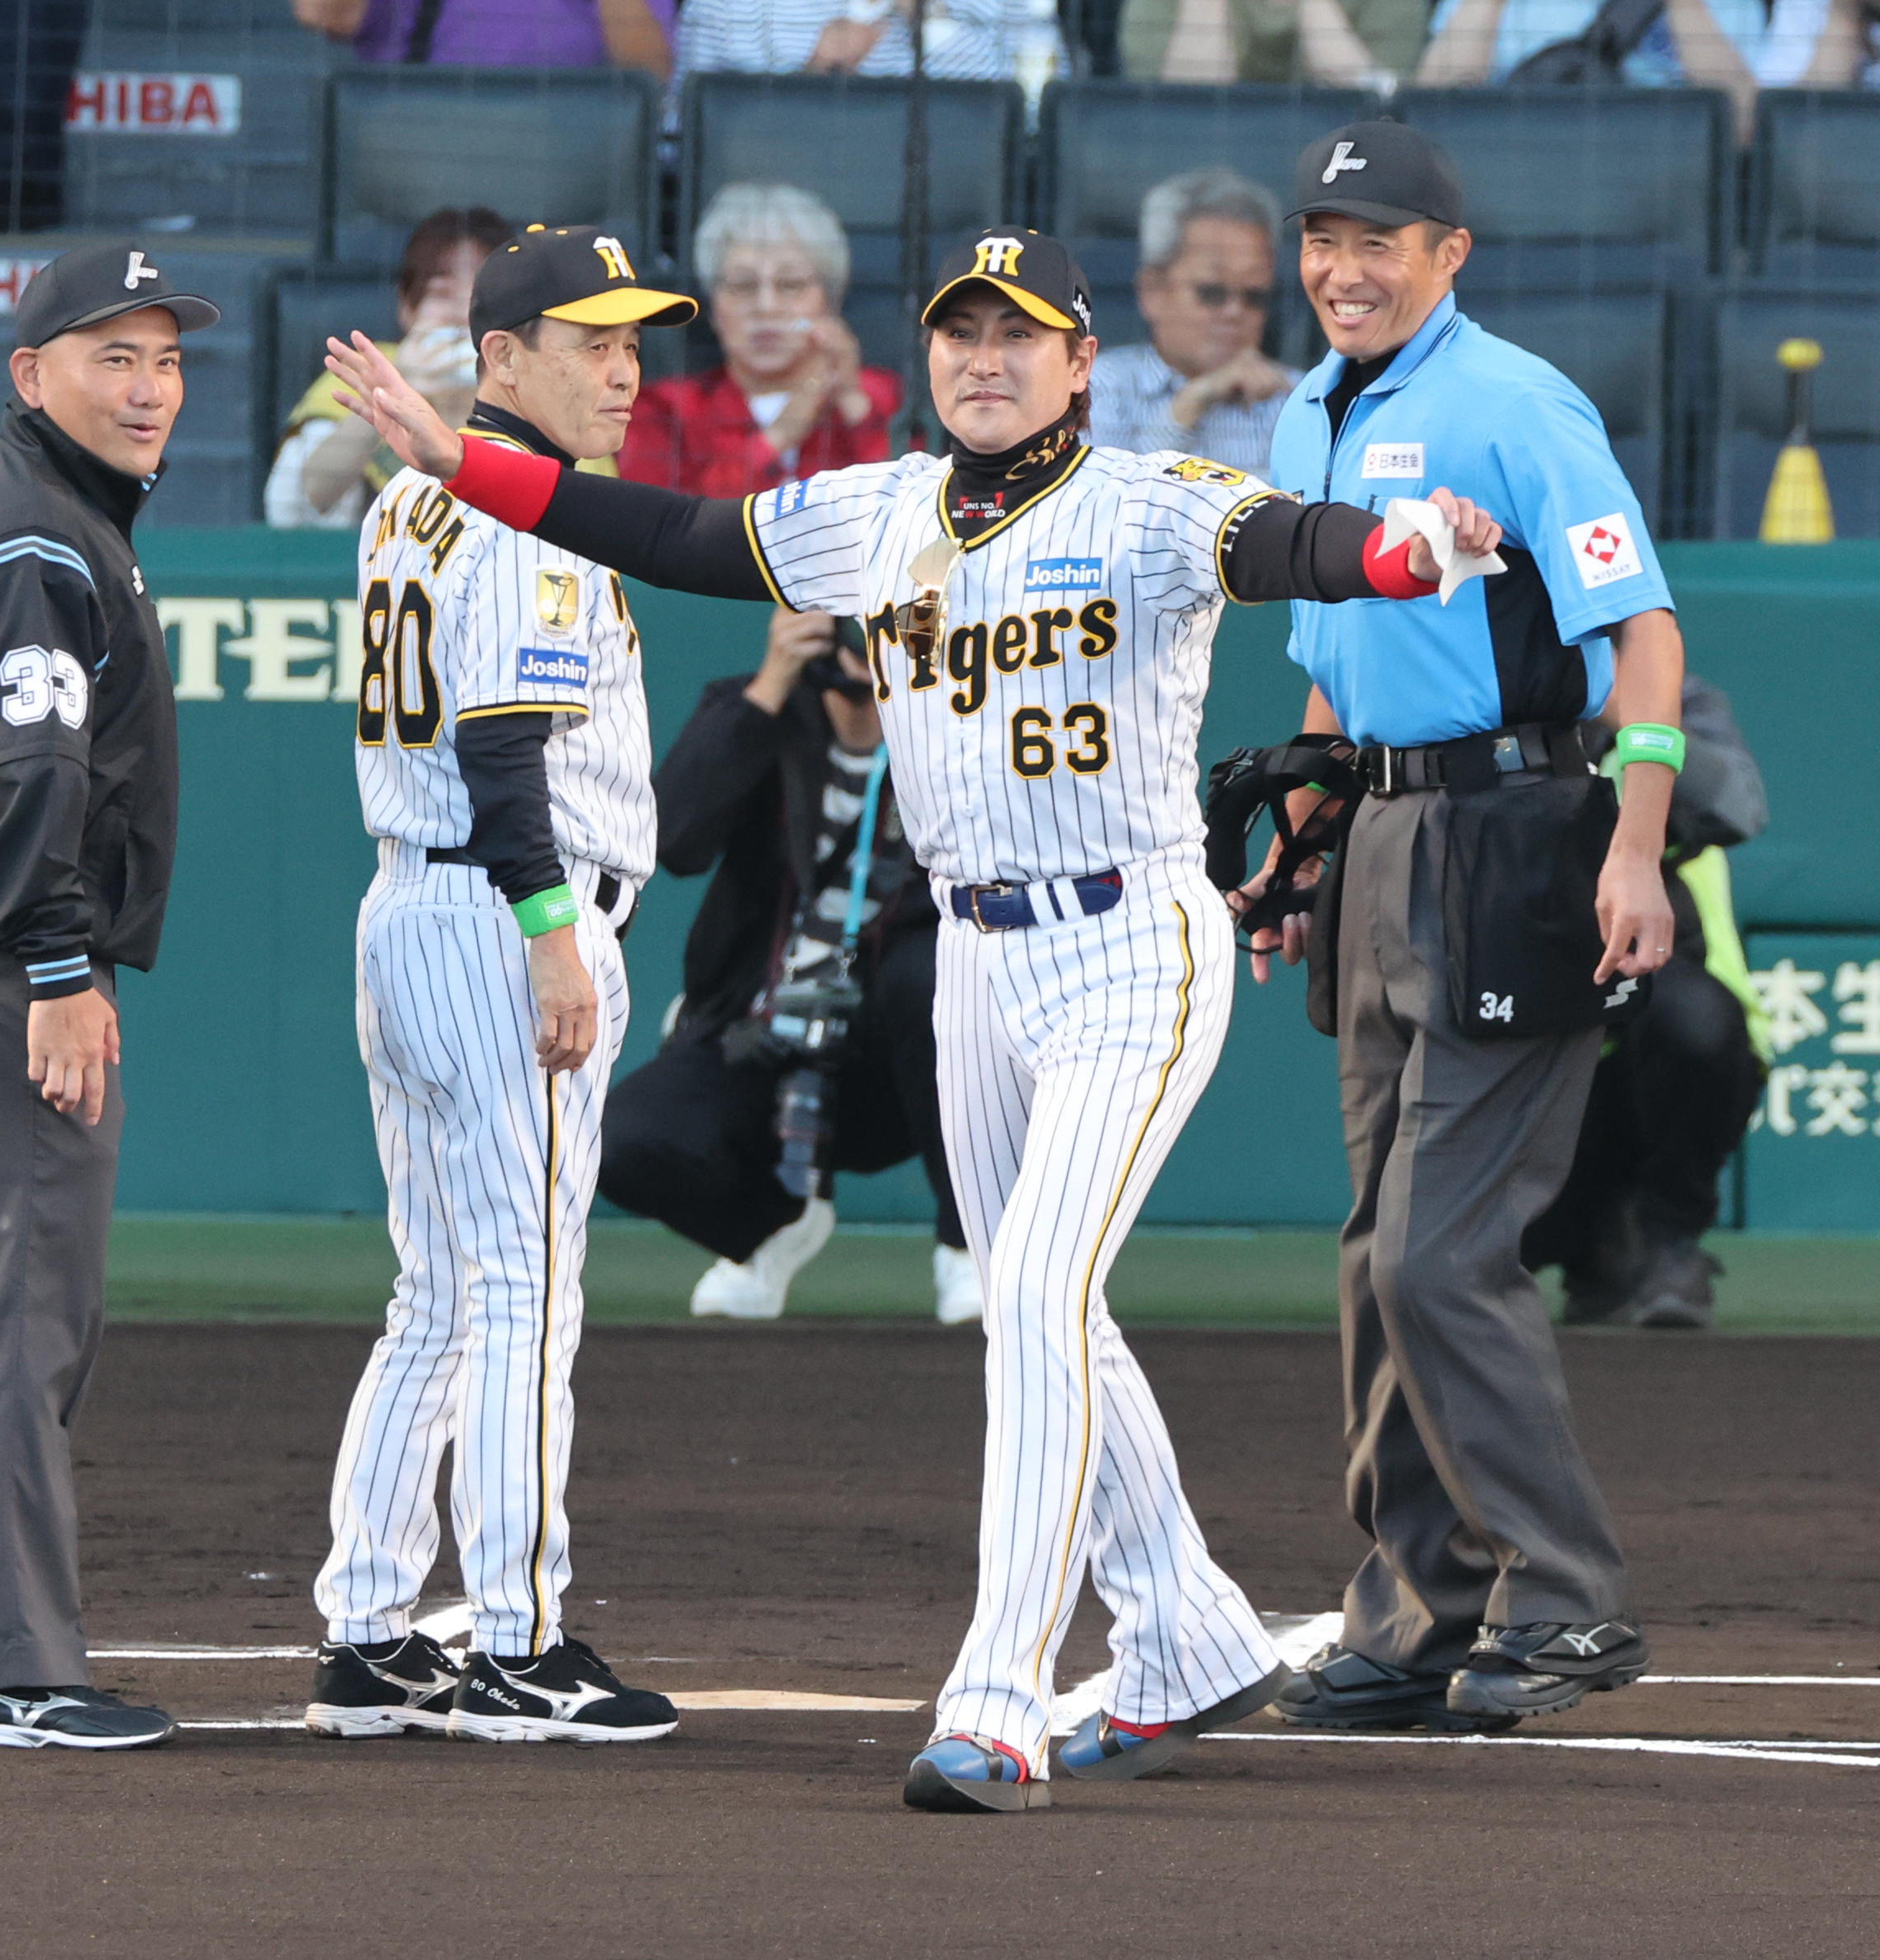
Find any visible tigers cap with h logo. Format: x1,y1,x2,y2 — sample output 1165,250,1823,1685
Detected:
13,241,220,346
922,228,1094,336
469,223,698,345
1288,121,1465,230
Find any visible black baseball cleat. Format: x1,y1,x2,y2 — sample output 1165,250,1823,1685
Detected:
0,1685,176,1751
1620,1240,1720,1330
447,1637,679,1744
305,1631,461,1738
1447,1619,1651,1719
1275,1643,1519,1733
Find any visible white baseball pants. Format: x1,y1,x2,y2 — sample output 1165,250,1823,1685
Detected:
930,844,1281,1772
315,844,628,1656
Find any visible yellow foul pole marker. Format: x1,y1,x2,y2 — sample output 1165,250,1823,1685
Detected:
1759,337,1834,543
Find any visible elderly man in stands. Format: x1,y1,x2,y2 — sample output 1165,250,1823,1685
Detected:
619,182,900,499
1088,167,1301,478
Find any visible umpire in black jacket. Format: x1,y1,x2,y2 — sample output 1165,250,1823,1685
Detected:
598,607,978,1323
0,244,216,1749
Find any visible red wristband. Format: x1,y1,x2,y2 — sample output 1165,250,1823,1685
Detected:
1361,524,1441,601
445,436,560,530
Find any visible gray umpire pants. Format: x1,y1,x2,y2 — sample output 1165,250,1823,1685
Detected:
1333,789,1629,1675
0,956,121,1686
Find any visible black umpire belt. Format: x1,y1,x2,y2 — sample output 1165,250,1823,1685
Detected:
1357,722,1589,797
949,868,1124,932
425,846,634,938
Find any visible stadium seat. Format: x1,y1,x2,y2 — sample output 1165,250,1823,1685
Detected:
327,68,660,270
1035,81,1376,353
1709,288,1880,539
260,262,400,466
676,73,1025,371
0,235,293,526
62,17,336,239
1747,91,1880,284
1393,89,1732,288
1457,287,1671,531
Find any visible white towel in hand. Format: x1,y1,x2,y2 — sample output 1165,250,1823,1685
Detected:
1380,497,1506,606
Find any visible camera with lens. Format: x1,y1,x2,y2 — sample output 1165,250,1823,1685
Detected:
722,973,864,1200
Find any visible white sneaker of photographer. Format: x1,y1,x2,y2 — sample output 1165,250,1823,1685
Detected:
689,1199,836,1320
933,1244,984,1326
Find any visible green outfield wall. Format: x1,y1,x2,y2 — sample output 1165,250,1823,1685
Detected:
115,530,1880,1231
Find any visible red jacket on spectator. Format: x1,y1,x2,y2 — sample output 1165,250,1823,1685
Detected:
619,365,903,498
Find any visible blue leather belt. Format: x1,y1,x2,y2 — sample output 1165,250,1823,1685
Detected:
949,869,1124,932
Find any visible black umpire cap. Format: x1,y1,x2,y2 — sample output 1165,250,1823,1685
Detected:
469,223,697,345
922,228,1095,337
14,240,220,346
1288,121,1465,231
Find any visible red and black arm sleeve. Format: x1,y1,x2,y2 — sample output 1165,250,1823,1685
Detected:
446,437,775,602
1220,496,1439,604
0,532,106,996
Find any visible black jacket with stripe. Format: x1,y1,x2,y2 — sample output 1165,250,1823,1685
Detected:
0,402,178,996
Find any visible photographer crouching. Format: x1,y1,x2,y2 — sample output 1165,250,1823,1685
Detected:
598,606,981,1324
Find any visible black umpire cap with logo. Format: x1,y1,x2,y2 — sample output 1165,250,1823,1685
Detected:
14,240,220,346
469,223,697,346
1288,120,1465,230
922,228,1095,337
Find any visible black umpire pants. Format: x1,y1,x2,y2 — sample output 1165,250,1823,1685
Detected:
1332,790,1628,1675
599,928,965,1264
1525,955,1762,1269
0,957,122,1687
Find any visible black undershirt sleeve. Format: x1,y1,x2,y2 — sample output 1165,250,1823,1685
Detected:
455,711,566,906
533,471,776,603
1221,496,1385,604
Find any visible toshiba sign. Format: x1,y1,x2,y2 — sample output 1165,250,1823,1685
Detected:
0,259,53,317
66,73,243,135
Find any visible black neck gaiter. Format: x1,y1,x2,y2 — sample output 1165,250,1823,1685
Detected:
945,403,1085,540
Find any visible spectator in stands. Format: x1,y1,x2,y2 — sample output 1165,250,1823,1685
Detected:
266,208,509,532
1416,0,1767,134
1755,0,1879,88
619,183,901,500
295,0,675,74
1120,0,1428,86
1089,168,1300,478
675,0,1028,81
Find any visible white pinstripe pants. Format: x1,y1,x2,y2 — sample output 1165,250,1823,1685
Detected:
315,853,627,1655
931,844,1280,1772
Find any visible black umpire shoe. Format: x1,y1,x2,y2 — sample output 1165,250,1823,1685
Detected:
0,1685,176,1751
448,1638,679,1745
305,1631,461,1738
1275,1643,1519,1733
1447,1619,1651,1719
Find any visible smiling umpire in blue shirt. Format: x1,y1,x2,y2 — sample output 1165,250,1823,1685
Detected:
1244,121,1689,1733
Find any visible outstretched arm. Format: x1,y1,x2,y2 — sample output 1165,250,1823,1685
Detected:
1222,486,1503,603
324,332,774,602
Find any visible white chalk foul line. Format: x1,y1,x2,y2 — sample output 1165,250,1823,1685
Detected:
1203,1731,1880,1769
183,1691,925,1731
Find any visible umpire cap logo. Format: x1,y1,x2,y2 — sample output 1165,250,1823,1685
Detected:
1321,140,1367,186
973,236,1026,278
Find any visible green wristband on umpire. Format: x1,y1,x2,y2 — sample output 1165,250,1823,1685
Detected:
512,883,580,937
1612,722,1685,774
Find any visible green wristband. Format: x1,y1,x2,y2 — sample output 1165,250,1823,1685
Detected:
512,883,579,937
1612,722,1685,774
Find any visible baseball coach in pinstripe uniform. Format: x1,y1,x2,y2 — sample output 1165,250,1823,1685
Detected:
0,242,219,1751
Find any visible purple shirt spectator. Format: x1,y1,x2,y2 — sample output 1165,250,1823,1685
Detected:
299,0,679,67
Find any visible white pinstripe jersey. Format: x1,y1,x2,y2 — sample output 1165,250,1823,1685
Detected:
353,462,656,886
747,443,1279,886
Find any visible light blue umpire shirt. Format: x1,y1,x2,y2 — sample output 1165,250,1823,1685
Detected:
1265,292,1675,749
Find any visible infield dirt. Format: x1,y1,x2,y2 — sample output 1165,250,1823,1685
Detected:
6,1323,1879,1958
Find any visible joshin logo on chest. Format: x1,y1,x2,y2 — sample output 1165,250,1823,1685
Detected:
1024,557,1104,592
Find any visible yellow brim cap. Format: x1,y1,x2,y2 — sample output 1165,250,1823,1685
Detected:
920,274,1076,332
543,287,698,329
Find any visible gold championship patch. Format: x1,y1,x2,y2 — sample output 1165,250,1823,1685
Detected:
536,568,581,635
1162,457,1247,486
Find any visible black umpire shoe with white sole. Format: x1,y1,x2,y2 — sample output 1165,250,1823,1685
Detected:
1275,1643,1519,1733
305,1631,462,1738
1446,1619,1651,1720
447,1638,679,1745
0,1686,176,1750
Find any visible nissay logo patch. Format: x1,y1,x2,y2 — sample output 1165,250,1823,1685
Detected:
517,646,589,689
1024,557,1104,592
